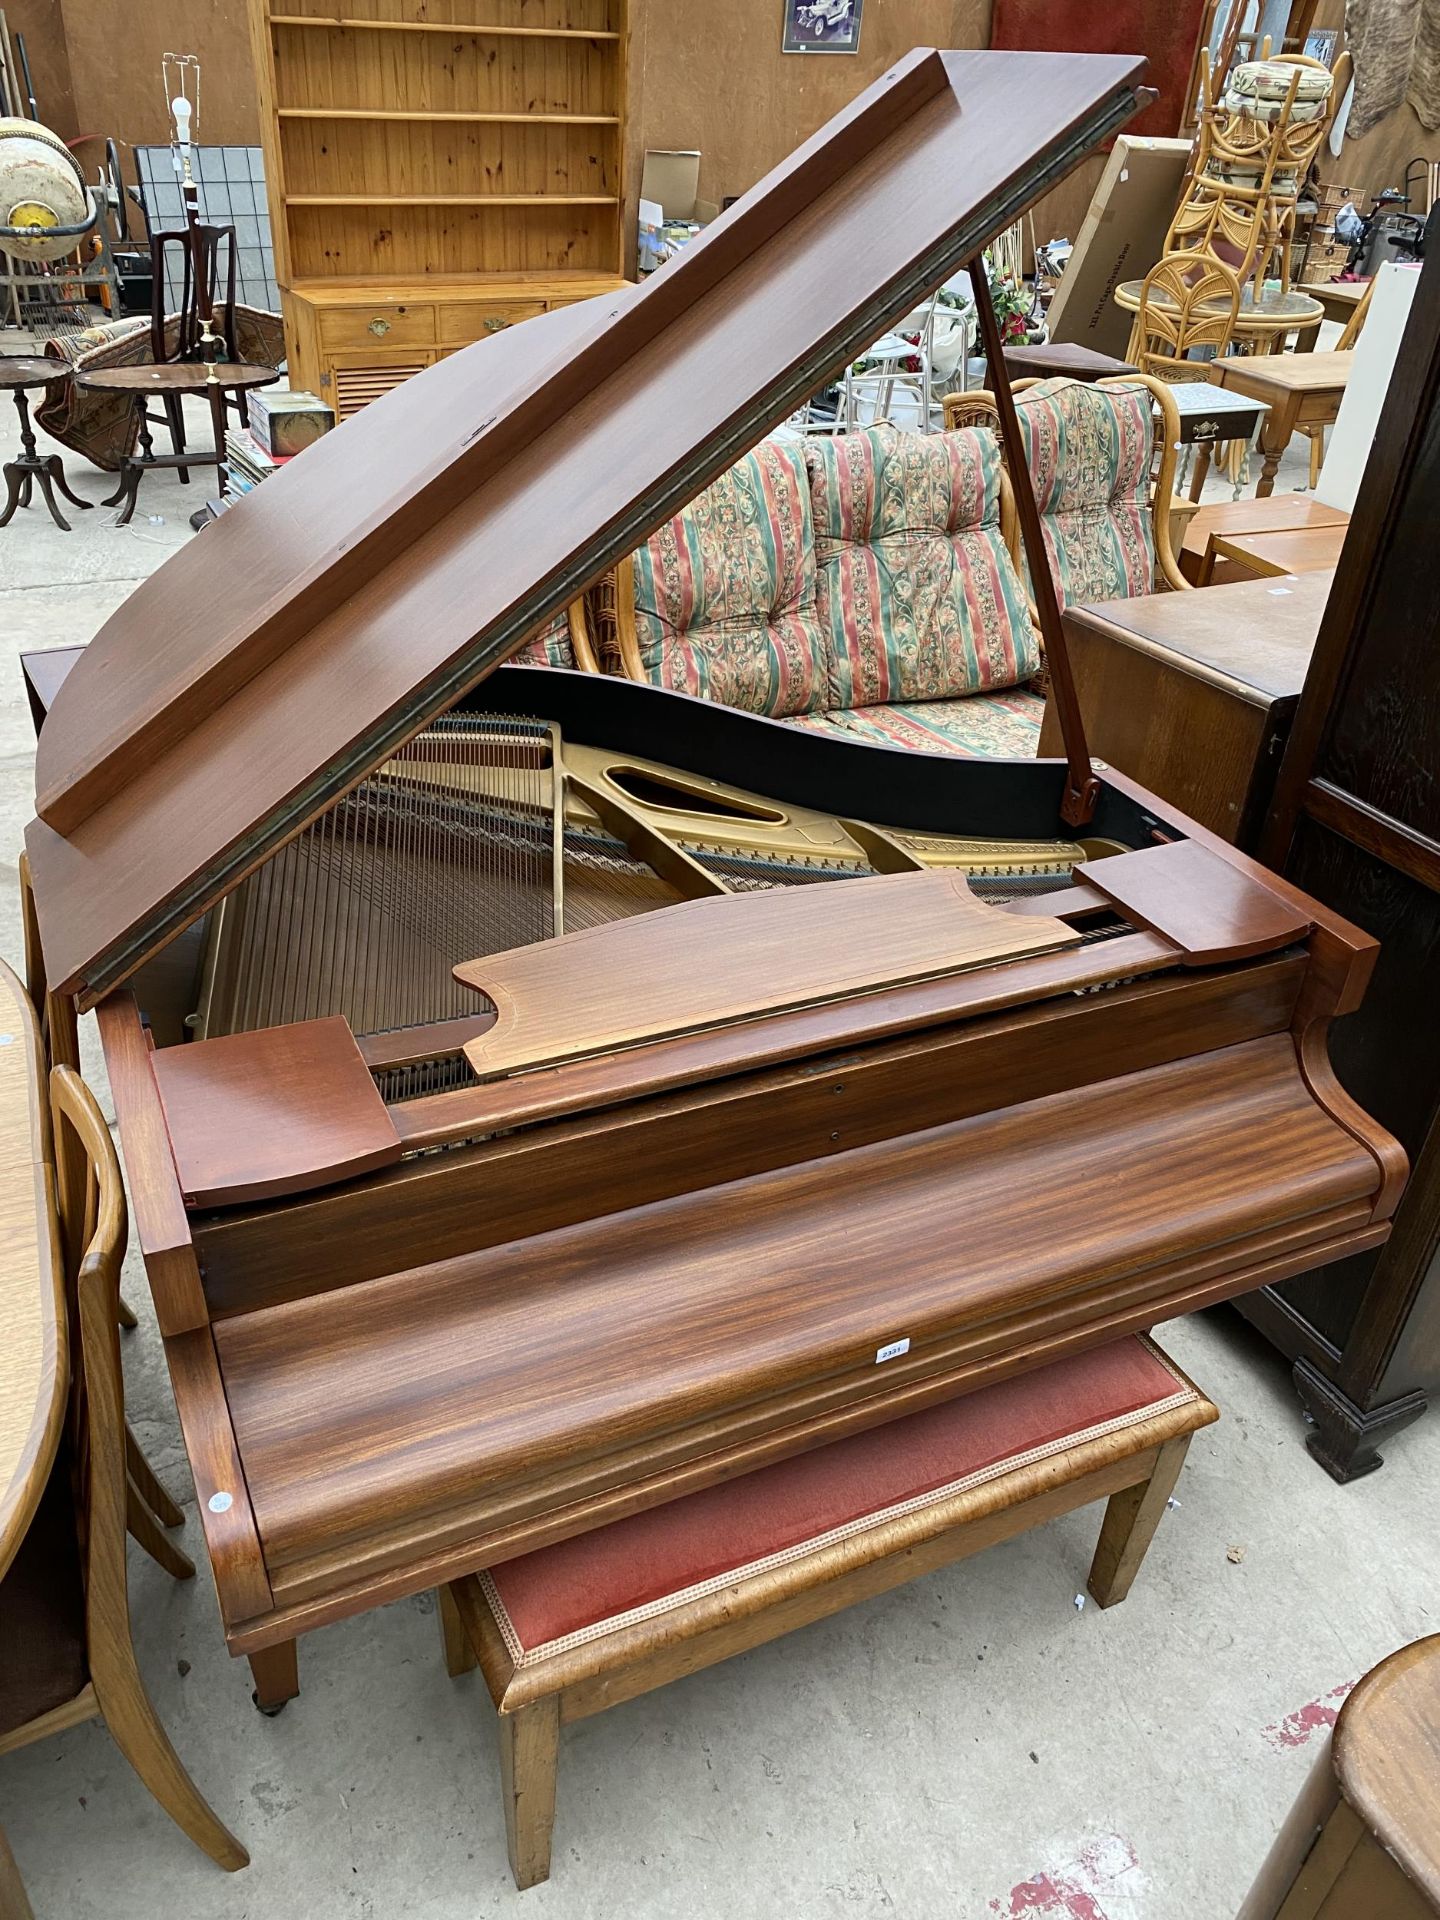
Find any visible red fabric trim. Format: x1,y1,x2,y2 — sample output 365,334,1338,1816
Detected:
489,1337,1185,1652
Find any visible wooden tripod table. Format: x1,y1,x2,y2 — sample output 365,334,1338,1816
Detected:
0,359,91,533
1209,350,1354,497
75,361,279,525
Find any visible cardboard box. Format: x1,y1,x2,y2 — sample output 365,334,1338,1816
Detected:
1046,135,1192,358
638,149,719,270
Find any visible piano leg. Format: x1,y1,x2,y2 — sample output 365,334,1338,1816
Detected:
498,1696,560,1892
1086,1432,1194,1609
249,1641,300,1715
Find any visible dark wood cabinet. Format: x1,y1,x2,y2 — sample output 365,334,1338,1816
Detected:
1248,231,1440,1480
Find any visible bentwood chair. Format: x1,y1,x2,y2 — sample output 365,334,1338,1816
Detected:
0,1068,248,1889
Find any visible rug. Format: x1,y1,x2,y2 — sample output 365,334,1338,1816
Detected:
1344,0,1440,137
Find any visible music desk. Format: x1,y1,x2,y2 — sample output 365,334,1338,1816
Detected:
1040,571,1330,848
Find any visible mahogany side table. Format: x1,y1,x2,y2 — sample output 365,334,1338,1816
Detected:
0,358,91,533
74,362,279,525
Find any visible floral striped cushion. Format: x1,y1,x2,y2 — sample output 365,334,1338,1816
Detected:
783,689,1045,759
630,439,829,718
511,609,574,668
1013,379,1156,610
802,423,1039,710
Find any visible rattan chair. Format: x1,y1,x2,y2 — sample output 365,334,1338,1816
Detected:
945,375,1190,597
1126,253,1244,382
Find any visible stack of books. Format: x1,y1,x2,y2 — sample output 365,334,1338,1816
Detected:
246,387,335,456
224,429,286,495
225,388,335,495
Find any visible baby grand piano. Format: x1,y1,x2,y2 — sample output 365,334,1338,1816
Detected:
24,49,1404,1709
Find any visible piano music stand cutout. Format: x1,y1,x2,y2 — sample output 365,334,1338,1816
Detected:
456,869,1078,1081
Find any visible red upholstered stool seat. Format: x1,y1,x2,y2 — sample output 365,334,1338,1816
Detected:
443,1332,1218,1891
488,1333,1198,1662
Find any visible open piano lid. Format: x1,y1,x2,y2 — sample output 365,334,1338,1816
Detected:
27,47,1148,1009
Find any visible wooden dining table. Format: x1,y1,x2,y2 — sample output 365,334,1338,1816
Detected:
0,959,65,1585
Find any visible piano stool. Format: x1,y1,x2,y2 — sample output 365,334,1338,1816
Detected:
440,1332,1217,1890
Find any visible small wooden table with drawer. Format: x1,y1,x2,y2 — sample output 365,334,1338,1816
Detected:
1041,571,1330,846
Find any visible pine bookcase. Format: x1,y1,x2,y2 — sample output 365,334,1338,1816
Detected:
247,0,628,413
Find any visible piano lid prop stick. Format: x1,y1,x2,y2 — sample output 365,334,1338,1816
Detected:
968,257,1098,829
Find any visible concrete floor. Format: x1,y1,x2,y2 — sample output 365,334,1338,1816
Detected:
1,365,1436,1920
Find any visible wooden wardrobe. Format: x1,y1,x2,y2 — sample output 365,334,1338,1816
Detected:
1246,220,1440,1481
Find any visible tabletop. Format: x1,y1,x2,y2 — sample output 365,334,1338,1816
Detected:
1212,349,1355,395
1115,279,1324,334
1004,342,1138,381
0,959,66,1584
76,362,279,393
1066,568,1331,703
0,357,63,391
1182,492,1349,572
1335,1635,1440,1906
1211,524,1348,579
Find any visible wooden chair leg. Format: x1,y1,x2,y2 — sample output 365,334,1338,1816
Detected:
498,1697,560,1892
117,1294,139,1330
438,1584,477,1678
1187,442,1212,502
126,1478,195,1581
91,1626,248,1871
249,1640,299,1714
125,1425,185,1528
0,1821,35,1919
1086,1432,1193,1609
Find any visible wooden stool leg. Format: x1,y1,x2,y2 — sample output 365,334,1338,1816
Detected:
125,1424,186,1527
117,1294,139,1330
1087,1432,1193,1609
249,1640,299,1714
126,1478,195,1581
0,1820,35,1919
498,1697,560,1891
438,1584,477,1678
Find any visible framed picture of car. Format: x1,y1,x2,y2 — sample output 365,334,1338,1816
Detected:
782,0,864,54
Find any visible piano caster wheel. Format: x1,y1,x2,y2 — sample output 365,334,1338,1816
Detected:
252,1689,288,1717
